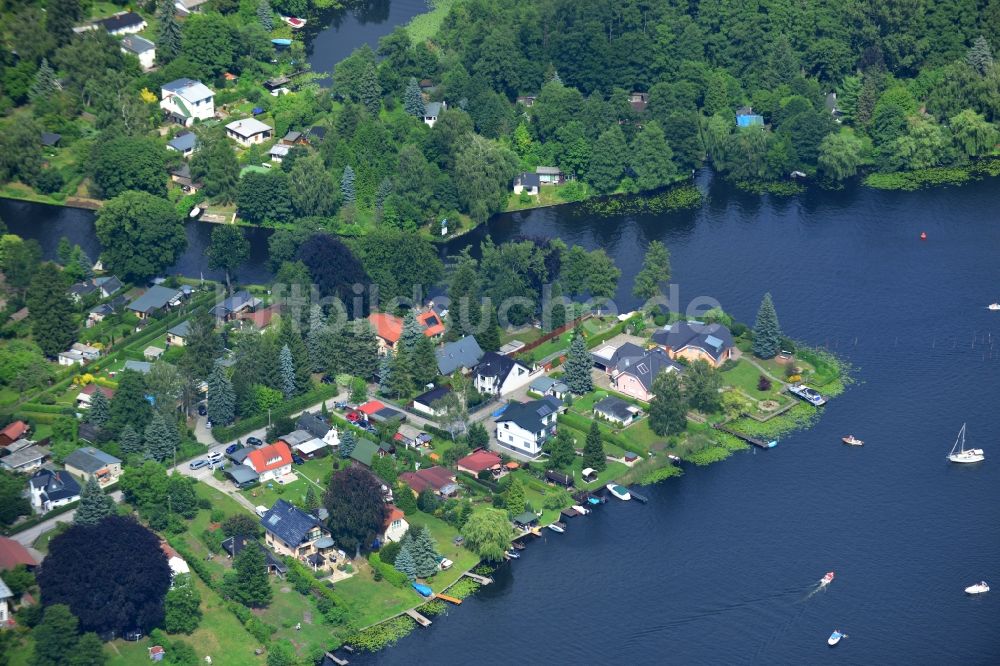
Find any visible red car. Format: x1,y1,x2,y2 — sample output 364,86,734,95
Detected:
346,411,362,423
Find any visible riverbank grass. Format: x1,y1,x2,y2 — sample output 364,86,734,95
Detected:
405,0,459,43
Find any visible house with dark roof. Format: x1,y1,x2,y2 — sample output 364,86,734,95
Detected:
223,464,259,488
423,100,446,127
209,290,261,321
98,11,147,35
611,348,683,402
512,171,540,196
86,295,127,327
64,446,122,487
593,396,640,426
590,341,647,374
347,439,380,467
167,131,199,157
166,320,191,346
160,78,215,126
124,360,152,374
69,281,97,303
474,351,533,396
651,321,734,368
120,34,155,70
0,445,49,472
516,95,537,107
412,385,450,417
28,469,81,513
127,285,183,318
399,466,458,496
529,376,569,400
545,469,574,487
245,442,292,482
221,535,287,575
93,276,123,298
436,335,484,376
260,499,335,569
495,398,561,458
296,411,340,449
307,126,327,143
40,132,61,147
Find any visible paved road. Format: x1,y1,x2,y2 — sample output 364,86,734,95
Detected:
11,490,124,548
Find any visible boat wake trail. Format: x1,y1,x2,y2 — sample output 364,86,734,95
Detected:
802,581,829,601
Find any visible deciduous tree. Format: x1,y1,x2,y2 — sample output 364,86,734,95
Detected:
630,122,678,191
461,507,514,561
207,225,250,295
649,371,687,437
323,467,389,557
164,574,202,634
546,429,576,470
586,125,627,194
684,360,722,414
31,604,80,666
95,192,186,282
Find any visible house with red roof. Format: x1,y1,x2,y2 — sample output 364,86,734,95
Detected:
382,505,409,543
0,537,38,571
369,310,447,354
245,442,293,482
0,421,29,446
456,450,503,477
399,466,458,497
416,311,445,338
75,384,116,409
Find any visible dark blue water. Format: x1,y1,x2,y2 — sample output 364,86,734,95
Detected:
4,174,999,663
359,174,1000,664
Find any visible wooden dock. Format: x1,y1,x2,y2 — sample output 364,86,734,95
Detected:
713,424,771,449
464,571,493,585
324,653,349,666
435,593,463,605
405,609,432,627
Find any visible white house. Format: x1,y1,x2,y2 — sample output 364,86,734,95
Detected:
494,398,561,458
473,351,533,396
0,578,12,625
161,78,215,126
226,118,273,146
512,172,540,196
120,35,155,71
383,505,409,543
423,101,446,128
28,469,81,513
57,342,101,366
245,442,293,483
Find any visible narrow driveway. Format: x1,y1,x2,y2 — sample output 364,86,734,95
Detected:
11,490,124,548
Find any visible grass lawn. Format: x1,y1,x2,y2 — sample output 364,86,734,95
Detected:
241,462,328,510
0,386,20,407
525,330,574,362
259,578,341,655
499,326,544,346
400,513,479,591
334,568,415,629
7,635,33,666
721,359,791,406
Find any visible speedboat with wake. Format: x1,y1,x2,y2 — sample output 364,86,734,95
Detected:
947,423,984,464
828,630,847,646
965,581,989,595
820,571,835,587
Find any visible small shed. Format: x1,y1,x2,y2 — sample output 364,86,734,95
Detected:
545,470,574,488
143,346,165,360
512,511,538,528
581,467,598,483
40,132,62,147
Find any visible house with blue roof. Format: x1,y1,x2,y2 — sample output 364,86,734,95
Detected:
736,106,764,127
167,131,199,158
260,499,336,570
28,469,81,513
436,335,484,376
651,320,734,368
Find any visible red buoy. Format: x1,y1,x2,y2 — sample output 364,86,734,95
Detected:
920,232,927,240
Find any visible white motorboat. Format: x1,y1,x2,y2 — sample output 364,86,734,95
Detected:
547,522,565,533
965,581,989,595
828,630,846,646
842,435,864,447
606,483,631,501
189,206,202,218
572,504,590,515
947,423,984,464
820,571,835,587
988,302,1000,311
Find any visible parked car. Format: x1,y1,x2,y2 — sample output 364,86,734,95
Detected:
247,437,263,447
334,401,349,410
197,403,207,416
207,451,223,463
255,505,268,517
189,459,209,470
225,443,241,455
291,454,305,465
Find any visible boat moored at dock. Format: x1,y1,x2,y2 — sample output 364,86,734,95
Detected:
606,484,631,501
572,504,590,515
788,384,827,406
547,522,566,533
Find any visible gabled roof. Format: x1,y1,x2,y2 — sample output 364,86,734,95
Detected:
368,312,403,343
475,351,529,384
594,396,634,421
124,360,151,374
651,321,734,362
514,172,540,188
221,535,286,572
1,421,29,442
40,132,61,147
167,132,198,153
1,446,49,469
348,439,379,467
99,12,146,32
168,320,191,338
260,498,325,546
282,130,302,142
307,126,327,141
536,166,561,175
278,430,313,448
29,469,81,503
436,335,484,375
457,449,501,473
269,144,290,158
94,275,123,294
425,101,443,117
121,35,155,54
296,412,330,439
498,398,559,433
162,78,214,103
0,536,37,570
0,577,11,599
78,384,115,399
128,285,181,314
399,466,455,494
358,400,385,416
209,290,261,318
413,385,450,408
529,376,568,394
226,118,273,138
614,348,683,391
591,341,645,367
63,447,121,473
246,442,292,474
417,311,445,337
69,282,97,297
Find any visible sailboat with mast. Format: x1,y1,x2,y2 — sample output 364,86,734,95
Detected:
947,423,984,464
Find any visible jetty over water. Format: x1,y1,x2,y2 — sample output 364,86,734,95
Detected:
713,423,772,449
405,609,433,627
464,571,494,585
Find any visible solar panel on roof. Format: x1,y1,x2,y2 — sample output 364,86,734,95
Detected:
268,515,280,525
705,335,723,349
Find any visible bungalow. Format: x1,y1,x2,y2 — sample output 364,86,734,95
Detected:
160,542,190,579
280,130,305,145
260,499,335,569
590,341,646,374
221,535,287,575
166,131,198,158
124,360,152,374
0,445,49,472
40,132,61,147
411,385,450,418
269,143,290,162
393,424,432,449
456,449,502,477
399,466,458,497
99,12,147,36
473,351,533,396
75,384,115,409
245,442,293,483
1,438,33,457
166,320,191,347
423,101,446,127
143,346,164,360
611,348,683,402
0,578,11,624
64,446,122,487
512,172,540,196
28,469,81,513
236,303,280,330
544,469,574,488
528,376,569,400
436,335,484,376
736,106,764,127
295,412,340,448
512,511,538,529
226,118,273,146
86,296,127,327
516,95,537,107
593,396,640,426
57,342,101,366
169,164,202,194
69,281,97,302
536,166,563,184
127,285,183,319
629,91,649,112
0,537,37,571
0,421,29,446
347,439,381,468
495,398,561,458
383,505,408,543
307,126,327,144
209,290,261,320
160,78,215,126
120,34,155,70
93,276,123,298
651,320,734,368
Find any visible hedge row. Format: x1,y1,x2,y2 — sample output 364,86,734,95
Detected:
557,412,631,451
211,384,340,441
585,314,642,350
369,552,410,589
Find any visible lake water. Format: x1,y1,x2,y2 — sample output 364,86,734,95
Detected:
3,173,999,663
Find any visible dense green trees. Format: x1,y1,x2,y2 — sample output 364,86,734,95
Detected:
223,542,272,608
207,363,235,426
649,371,687,437
164,574,202,634
74,477,115,527
26,262,76,357
323,467,388,558
207,224,250,295
237,171,293,225
461,507,514,561
95,192,187,282
0,469,31,527
191,129,240,203
454,135,519,224
91,137,167,199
